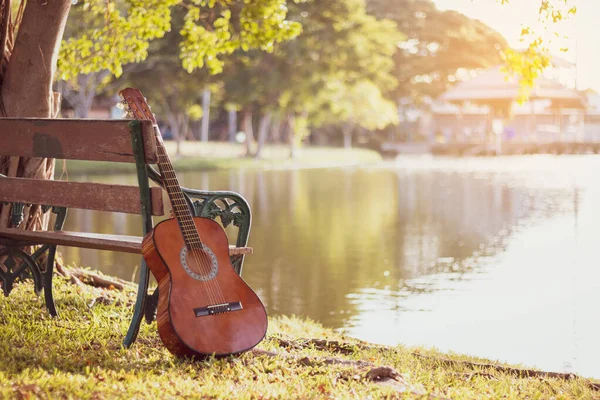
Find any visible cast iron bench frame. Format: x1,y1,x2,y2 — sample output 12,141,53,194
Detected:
0,118,252,348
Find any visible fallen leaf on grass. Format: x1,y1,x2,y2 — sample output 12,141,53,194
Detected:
365,366,407,393
89,295,113,308
365,366,402,382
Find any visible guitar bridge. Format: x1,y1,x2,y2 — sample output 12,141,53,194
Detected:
194,301,243,317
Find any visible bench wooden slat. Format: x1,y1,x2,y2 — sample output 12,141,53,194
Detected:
0,228,253,256
0,177,164,216
0,118,157,163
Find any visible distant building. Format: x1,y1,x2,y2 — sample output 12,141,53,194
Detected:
429,58,589,143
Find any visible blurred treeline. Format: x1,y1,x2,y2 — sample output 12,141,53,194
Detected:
58,0,506,155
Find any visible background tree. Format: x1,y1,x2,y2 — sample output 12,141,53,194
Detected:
311,80,399,148
122,13,217,156
269,0,403,155
0,0,301,232
366,0,507,105
0,0,72,230
220,51,273,157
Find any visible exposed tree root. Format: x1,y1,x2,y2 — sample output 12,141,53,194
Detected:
59,267,128,291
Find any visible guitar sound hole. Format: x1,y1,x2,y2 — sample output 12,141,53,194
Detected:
179,245,219,281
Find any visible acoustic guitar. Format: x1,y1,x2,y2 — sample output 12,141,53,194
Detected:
119,87,267,358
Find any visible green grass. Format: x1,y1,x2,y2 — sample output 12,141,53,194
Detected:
1,276,598,399
64,142,382,175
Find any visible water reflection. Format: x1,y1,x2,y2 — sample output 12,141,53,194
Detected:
62,156,600,377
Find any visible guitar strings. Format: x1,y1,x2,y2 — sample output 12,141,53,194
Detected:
156,147,222,304
158,156,224,305
156,139,226,304
125,100,226,305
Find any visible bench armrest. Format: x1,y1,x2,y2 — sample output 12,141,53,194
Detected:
146,165,252,275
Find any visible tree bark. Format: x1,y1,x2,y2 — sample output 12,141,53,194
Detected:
342,123,354,149
269,114,282,143
190,119,200,140
200,87,210,142
60,70,111,118
254,110,272,159
287,112,297,159
243,109,255,157
166,111,183,157
1,0,70,117
0,0,72,231
227,108,237,143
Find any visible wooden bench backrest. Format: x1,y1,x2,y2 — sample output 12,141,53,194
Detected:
0,118,164,216
0,118,157,163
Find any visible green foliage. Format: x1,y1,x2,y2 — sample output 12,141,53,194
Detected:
179,1,302,74
59,0,179,80
289,112,310,143
214,0,404,145
313,80,399,130
266,0,403,138
58,0,302,81
499,0,577,100
502,44,551,104
186,104,204,120
119,10,219,127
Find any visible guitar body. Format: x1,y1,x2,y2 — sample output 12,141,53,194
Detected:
120,87,266,357
142,216,268,358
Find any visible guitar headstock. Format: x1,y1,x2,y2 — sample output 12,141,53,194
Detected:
118,87,157,124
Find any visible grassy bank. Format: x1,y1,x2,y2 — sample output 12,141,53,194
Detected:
64,142,382,175
1,274,598,399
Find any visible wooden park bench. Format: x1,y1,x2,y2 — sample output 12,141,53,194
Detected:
0,118,253,348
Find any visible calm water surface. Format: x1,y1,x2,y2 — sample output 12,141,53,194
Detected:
63,155,600,378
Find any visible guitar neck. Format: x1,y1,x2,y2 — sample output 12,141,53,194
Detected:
153,125,202,248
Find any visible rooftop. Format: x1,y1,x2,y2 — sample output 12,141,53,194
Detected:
439,65,585,109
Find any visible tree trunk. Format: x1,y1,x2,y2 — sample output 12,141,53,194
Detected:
60,70,110,118
178,113,189,141
228,108,237,143
190,119,201,140
270,114,282,143
0,0,72,231
166,111,183,157
201,87,210,142
243,109,255,157
254,111,272,159
342,123,353,149
343,131,352,149
287,112,297,159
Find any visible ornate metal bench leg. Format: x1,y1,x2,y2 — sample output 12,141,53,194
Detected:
38,205,67,317
123,259,150,348
42,244,59,317
0,247,43,297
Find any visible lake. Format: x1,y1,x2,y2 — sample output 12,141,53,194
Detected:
62,155,600,378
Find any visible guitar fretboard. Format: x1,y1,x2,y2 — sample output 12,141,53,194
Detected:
153,127,203,249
